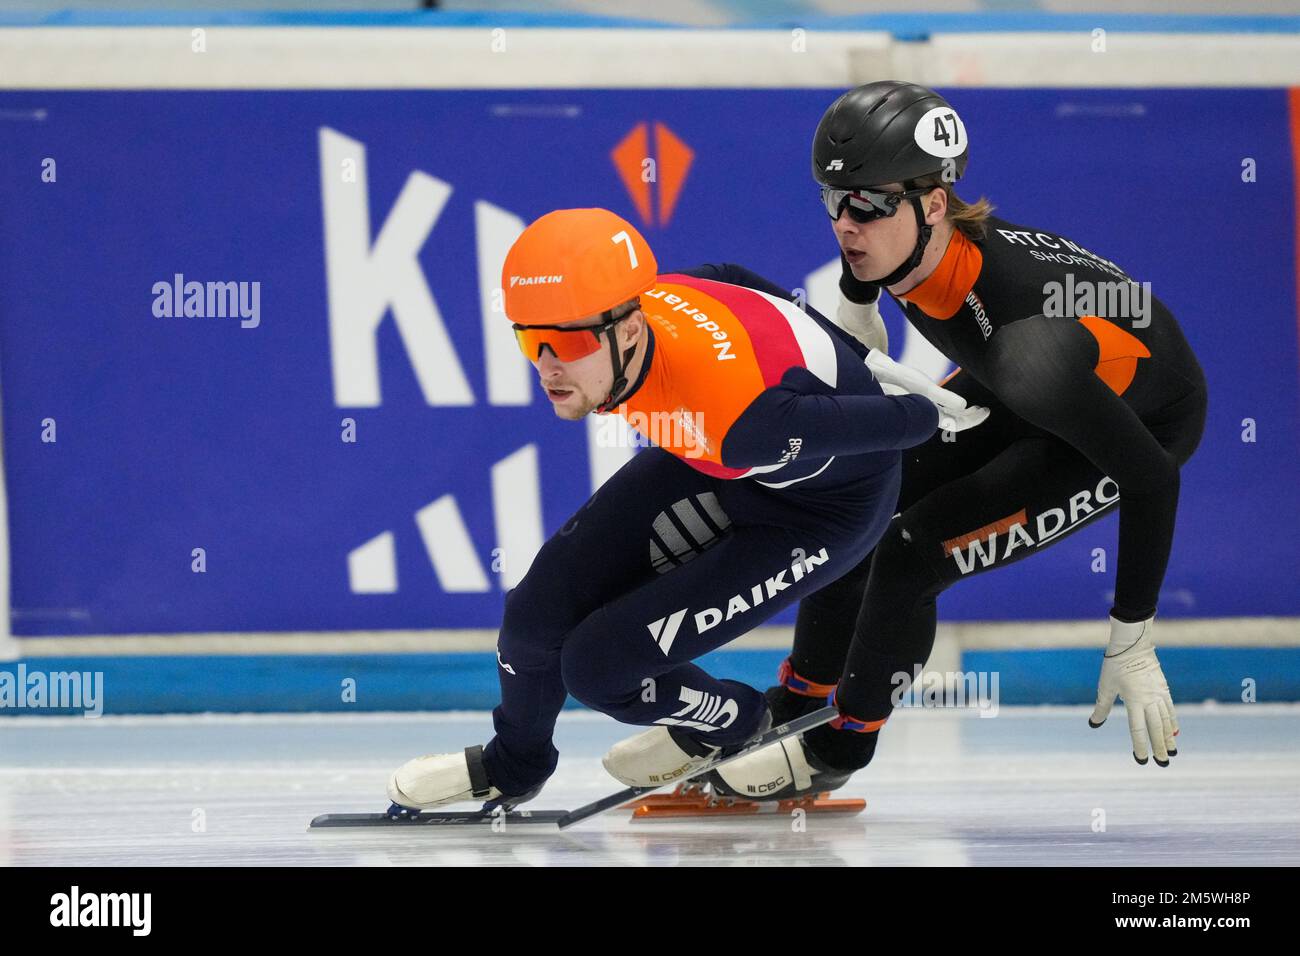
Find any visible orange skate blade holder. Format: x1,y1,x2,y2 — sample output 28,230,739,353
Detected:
622,782,865,820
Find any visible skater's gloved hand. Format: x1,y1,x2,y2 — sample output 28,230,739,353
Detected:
1089,616,1180,766
865,349,990,433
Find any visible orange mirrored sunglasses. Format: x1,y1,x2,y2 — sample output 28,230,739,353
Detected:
512,320,612,363
512,297,648,363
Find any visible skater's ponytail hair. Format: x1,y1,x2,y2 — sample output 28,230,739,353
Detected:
908,173,995,242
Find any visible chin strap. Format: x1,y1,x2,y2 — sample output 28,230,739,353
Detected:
595,325,638,414
876,195,933,288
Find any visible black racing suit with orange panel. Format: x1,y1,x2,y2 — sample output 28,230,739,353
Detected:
786,215,1208,769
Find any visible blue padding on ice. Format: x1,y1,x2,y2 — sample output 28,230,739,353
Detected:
962,647,1300,705
0,10,1297,34
2,646,1295,715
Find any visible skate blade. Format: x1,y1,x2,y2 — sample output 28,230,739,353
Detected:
621,784,865,820
310,808,568,828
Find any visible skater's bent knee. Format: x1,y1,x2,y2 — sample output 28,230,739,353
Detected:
871,522,941,586
497,580,574,659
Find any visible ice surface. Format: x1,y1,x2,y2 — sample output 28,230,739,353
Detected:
2,704,1297,866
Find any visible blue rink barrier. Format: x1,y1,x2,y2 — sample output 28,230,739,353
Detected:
2,10,1298,33
2,86,1297,640
2,647,1296,715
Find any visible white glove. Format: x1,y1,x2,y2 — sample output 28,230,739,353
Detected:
1089,616,1180,766
836,293,888,353
864,349,990,433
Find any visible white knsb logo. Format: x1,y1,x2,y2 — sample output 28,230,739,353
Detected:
825,159,844,170
654,686,738,732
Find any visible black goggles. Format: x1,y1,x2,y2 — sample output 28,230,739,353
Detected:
821,185,934,223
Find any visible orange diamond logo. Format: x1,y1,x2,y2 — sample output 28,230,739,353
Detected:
611,121,694,228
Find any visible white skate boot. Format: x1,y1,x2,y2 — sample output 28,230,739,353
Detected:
705,735,852,801
602,708,772,788
387,744,543,811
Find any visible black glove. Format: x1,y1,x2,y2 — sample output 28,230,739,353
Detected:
839,252,881,305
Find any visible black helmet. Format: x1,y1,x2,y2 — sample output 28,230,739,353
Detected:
812,80,969,189
812,81,969,286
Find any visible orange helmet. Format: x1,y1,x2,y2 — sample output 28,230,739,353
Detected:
502,208,657,327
